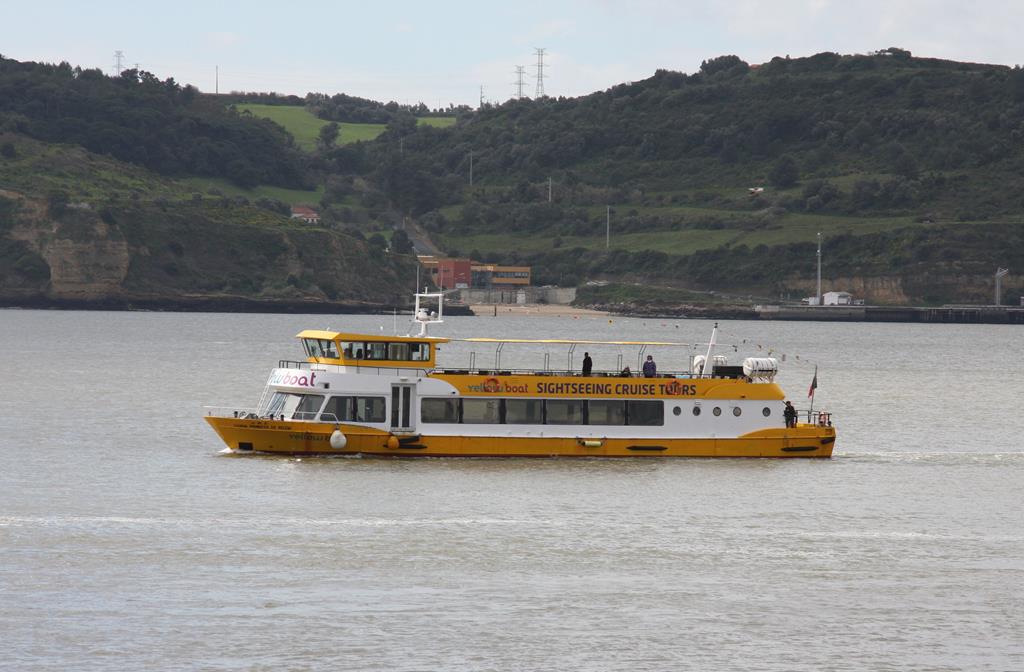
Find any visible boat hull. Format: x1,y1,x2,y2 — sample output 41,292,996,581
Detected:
206,417,835,458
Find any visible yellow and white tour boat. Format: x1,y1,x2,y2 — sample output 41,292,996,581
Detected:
205,293,835,458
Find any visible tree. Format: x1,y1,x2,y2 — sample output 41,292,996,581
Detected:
768,155,799,188
390,228,414,254
317,122,340,151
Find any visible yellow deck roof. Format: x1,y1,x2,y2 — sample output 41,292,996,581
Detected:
458,337,693,347
296,330,449,344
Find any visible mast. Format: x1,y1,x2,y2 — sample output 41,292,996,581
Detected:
411,291,444,337
816,231,822,306
700,322,718,377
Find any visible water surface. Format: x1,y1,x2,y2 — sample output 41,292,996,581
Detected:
1,310,1022,671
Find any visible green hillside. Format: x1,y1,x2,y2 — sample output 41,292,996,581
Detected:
336,49,1024,303
236,103,454,150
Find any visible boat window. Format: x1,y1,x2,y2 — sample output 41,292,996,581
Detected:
421,398,459,423
265,392,325,420
505,399,543,424
692,405,701,416
410,343,430,361
293,394,325,420
303,339,338,359
341,342,366,359
733,407,742,417
462,398,501,424
365,342,389,360
762,407,771,417
354,396,387,423
546,399,584,425
627,400,664,426
285,394,324,420
321,396,355,422
388,342,411,361
588,400,625,425
673,406,682,416
712,407,722,417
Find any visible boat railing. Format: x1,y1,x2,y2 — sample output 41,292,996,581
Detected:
279,360,313,370
203,406,320,422
800,410,833,427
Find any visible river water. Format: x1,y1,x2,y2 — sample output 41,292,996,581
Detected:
1,309,1022,671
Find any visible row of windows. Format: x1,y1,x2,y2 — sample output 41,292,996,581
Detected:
266,392,387,422
301,338,431,362
268,392,776,425
421,398,665,426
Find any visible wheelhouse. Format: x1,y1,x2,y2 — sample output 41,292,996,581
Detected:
296,330,448,369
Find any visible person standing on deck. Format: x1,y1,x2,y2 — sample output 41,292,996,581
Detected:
642,355,657,378
582,352,593,376
784,401,797,428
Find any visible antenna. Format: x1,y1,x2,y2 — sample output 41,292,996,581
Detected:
816,232,822,307
411,291,445,337
995,267,1009,306
215,65,219,94
113,50,125,76
534,48,546,98
479,85,484,108
513,65,526,99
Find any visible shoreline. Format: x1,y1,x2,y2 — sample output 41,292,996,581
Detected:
469,303,609,317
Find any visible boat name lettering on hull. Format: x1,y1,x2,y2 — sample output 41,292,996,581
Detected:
268,370,318,388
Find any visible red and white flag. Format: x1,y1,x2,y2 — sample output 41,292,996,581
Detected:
808,365,818,399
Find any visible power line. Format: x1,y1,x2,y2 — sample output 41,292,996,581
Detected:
513,65,526,99
533,48,546,98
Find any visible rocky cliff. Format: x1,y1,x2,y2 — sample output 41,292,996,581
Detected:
0,189,418,312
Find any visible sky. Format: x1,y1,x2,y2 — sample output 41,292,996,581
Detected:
2,0,1023,108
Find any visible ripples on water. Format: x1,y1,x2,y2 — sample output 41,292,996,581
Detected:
1,310,1023,671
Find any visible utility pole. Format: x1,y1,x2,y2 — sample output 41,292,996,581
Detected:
479,85,484,109
995,267,1009,306
548,177,552,203
816,231,822,307
513,65,526,99
606,206,611,249
113,50,124,76
215,65,219,94
534,48,546,98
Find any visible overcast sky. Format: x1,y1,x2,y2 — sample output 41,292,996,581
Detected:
2,0,1022,108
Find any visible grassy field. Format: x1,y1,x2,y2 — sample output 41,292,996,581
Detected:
418,117,457,128
439,210,924,257
236,104,454,150
179,177,324,206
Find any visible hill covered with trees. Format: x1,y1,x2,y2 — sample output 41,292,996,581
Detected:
330,48,1024,303
0,56,308,188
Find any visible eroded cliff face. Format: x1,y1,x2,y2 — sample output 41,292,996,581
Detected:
784,276,909,304
783,273,1024,306
0,191,417,310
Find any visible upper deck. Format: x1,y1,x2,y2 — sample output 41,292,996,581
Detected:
297,330,448,369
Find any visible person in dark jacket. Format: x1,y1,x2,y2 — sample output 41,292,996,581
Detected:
784,401,797,428
582,352,593,376
642,355,657,378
